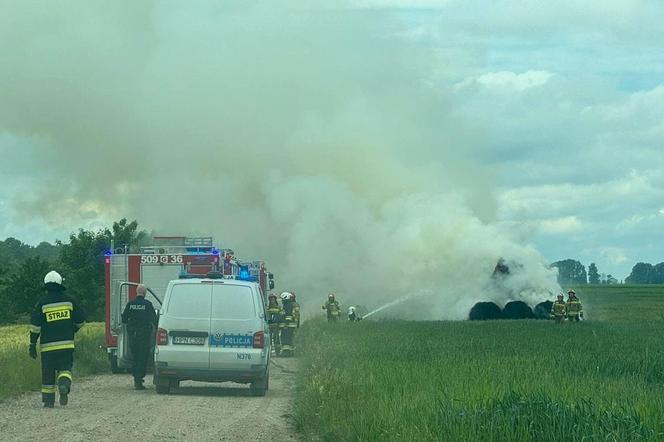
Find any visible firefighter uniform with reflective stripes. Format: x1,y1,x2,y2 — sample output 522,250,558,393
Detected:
30,277,86,407
322,299,341,322
280,298,297,355
266,300,283,355
550,299,566,324
121,289,158,389
293,300,301,328
566,297,583,322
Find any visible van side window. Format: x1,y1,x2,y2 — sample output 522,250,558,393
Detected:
211,285,255,319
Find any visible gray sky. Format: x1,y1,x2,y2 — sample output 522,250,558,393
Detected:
1,0,663,282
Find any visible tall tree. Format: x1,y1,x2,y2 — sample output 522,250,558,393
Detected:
0,256,51,322
588,263,600,284
625,262,654,284
57,219,146,320
551,259,587,286
57,229,109,320
110,219,147,253
652,263,664,284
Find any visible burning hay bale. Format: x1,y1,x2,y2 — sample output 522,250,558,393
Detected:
469,302,502,320
533,301,553,319
502,301,535,319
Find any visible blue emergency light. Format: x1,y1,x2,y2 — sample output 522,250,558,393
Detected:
238,265,250,280
104,250,113,257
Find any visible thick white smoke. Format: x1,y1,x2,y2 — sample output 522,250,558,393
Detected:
0,1,559,319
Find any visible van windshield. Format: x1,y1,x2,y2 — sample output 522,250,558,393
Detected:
167,284,211,318
211,284,256,319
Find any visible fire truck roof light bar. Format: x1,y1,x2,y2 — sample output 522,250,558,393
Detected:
177,271,256,281
139,245,216,255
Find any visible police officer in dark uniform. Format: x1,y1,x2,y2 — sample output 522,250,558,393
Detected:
29,271,86,408
121,284,158,390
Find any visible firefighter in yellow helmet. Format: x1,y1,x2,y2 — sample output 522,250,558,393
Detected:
266,293,283,355
29,271,86,407
550,293,566,324
566,290,584,322
322,293,341,322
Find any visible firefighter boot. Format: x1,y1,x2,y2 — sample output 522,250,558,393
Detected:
42,386,56,408
57,371,72,406
58,378,71,406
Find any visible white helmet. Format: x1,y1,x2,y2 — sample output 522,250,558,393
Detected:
44,271,63,286
280,291,293,301
348,306,356,314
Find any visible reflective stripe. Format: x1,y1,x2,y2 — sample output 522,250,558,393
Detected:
30,325,41,333
40,340,75,352
41,385,57,394
42,302,73,313
57,371,73,381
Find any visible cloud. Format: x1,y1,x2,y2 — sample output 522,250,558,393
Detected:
456,70,554,93
539,216,582,234
598,247,628,265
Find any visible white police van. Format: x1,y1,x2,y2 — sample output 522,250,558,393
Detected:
153,273,270,396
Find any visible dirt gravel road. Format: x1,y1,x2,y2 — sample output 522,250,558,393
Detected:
0,358,298,441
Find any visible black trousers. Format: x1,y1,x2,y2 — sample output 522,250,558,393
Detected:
41,349,73,404
128,329,152,382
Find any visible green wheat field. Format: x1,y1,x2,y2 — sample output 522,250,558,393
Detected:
294,286,664,441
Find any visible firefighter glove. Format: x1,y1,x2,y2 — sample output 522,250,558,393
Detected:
29,344,37,359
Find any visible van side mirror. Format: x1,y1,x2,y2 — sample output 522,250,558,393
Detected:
268,273,274,280
269,280,275,290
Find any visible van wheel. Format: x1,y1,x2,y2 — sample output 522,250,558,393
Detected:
250,369,269,397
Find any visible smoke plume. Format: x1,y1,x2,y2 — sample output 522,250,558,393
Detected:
0,1,559,319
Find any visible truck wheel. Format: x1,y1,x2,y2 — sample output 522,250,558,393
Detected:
250,369,269,397
109,354,122,374
154,374,171,394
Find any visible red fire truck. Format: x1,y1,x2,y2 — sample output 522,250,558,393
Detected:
104,236,274,372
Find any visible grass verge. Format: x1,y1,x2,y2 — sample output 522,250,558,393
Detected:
0,322,108,399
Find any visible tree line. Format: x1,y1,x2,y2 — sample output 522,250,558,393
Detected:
551,259,664,286
0,219,146,324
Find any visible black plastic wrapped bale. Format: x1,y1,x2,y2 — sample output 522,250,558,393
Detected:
468,302,502,320
533,301,553,319
502,301,535,319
